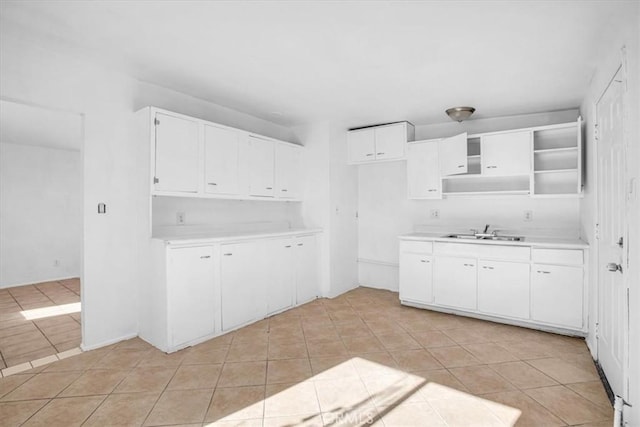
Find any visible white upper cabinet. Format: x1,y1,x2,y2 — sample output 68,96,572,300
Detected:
247,136,276,197
374,123,408,160
347,121,414,164
438,132,468,176
275,144,301,199
204,124,241,195
348,128,375,162
407,140,441,199
140,107,303,202
481,130,532,176
154,113,199,193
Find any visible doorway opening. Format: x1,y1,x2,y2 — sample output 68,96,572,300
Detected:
0,99,84,370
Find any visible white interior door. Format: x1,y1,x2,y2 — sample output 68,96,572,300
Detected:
596,67,627,398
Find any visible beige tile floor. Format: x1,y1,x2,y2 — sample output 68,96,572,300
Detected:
0,279,81,369
0,287,612,426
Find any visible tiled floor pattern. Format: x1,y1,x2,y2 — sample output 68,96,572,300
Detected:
0,279,81,369
0,287,612,426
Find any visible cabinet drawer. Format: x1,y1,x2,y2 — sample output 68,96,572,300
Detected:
476,245,530,261
532,249,583,265
400,240,433,254
434,242,480,257
435,242,530,260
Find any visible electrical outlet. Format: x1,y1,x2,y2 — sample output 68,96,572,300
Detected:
176,212,186,225
430,209,440,219
523,210,533,222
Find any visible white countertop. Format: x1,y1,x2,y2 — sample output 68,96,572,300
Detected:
153,228,322,245
399,232,588,249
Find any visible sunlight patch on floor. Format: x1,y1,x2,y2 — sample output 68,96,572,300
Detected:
20,302,81,320
204,357,522,426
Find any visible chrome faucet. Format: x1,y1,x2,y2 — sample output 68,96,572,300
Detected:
475,224,498,238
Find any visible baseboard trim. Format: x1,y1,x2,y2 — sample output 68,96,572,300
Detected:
81,332,138,351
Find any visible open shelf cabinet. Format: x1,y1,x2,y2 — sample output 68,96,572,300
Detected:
532,117,582,197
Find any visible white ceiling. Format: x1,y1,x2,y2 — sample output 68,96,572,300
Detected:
0,1,632,128
0,101,82,150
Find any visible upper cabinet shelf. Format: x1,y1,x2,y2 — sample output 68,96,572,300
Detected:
407,117,583,199
347,121,415,164
137,107,303,202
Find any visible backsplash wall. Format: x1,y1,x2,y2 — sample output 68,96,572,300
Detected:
152,196,304,234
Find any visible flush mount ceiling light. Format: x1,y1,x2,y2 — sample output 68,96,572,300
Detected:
445,106,476,122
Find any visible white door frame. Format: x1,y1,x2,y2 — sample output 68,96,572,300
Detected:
593,50,630,403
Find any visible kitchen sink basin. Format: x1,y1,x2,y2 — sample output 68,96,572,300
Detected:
443,234,524,242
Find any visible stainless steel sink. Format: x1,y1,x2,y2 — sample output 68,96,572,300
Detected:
443,234,524,242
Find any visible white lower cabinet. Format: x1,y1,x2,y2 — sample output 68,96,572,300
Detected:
433,256,477,310
166,246,215,349
220,241,266,331
399,253,433,303
531,264,583,329
220,234,320,332
295,235,319,304
398,238,587,334
478,260,530,319
266,238,295,315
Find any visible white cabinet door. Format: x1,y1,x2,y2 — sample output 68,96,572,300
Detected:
204,124,240,195
399,252,433,303
295,235,319,304
531,264,583,328
220,242,265,330
347,128,375,163
478,260,530,319
247,136,275,197
481,131,531,176
265,238,294,315
438,132,468,176
275,144,301,199
374,123,406,160
407,141,441,199
433,256,477,310
154,113,199,193
167,246,215,347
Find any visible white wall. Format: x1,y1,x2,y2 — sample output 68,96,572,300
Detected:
579,3,639,424
0,143,81,287
0,31,297,349
329,127,359,297
292,122,359,299
152,196,303,232
358,110,582,290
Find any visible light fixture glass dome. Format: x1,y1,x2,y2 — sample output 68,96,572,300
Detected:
446,106,476,122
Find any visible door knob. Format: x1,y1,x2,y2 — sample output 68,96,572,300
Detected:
607,263,623,273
